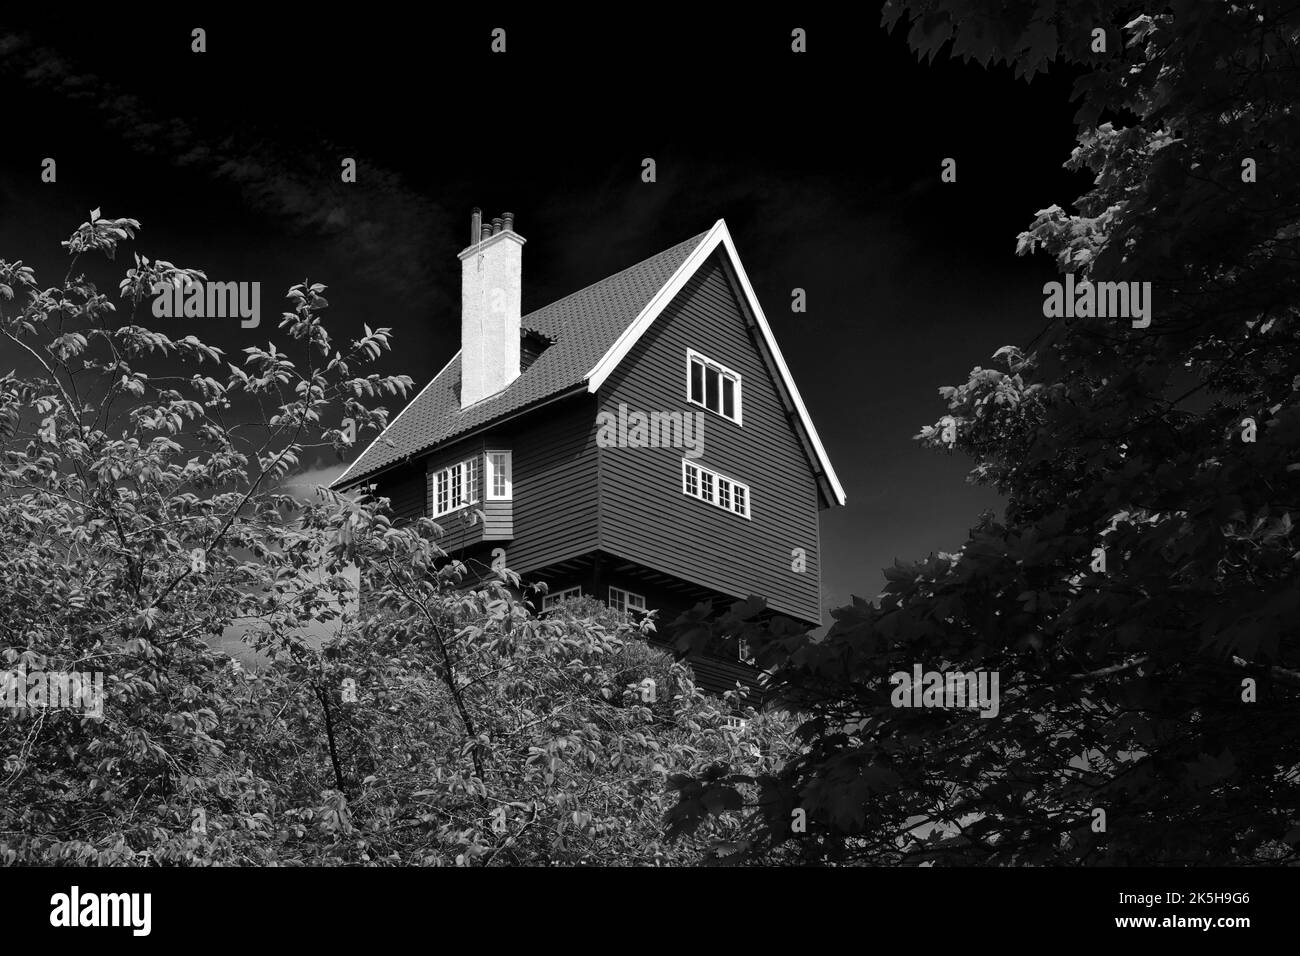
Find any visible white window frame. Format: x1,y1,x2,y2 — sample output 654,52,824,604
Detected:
608,586,647,615
681,459,751,519
686,349,742,425
541,585,582,611
486,449,512,501
432,456,480,517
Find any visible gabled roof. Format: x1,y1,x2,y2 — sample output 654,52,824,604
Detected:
332,231,708,488
333,220,845,506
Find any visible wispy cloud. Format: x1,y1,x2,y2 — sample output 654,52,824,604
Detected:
0,31,447,296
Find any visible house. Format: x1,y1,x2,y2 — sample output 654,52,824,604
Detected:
332,210,845,697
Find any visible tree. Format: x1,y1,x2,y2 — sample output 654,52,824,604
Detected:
0,212,793,865
668,1,1300,865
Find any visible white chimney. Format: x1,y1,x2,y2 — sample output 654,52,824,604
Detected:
458,208,524,407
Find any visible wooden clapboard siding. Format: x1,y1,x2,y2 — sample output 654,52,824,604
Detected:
681,652,765,704
482,499,513,540
378,463,427,526
366,396,599,572
423,436,487,555
595,251,823,624
502,394,601,572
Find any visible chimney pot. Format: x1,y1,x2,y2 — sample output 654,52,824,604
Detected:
470,208,482,246
481,224,492,242
492,217,504,235
503,212,514,232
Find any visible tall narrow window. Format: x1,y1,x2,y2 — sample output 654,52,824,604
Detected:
486,450,512,500
436,471,449,516
450,462,463,508
686,350,742,424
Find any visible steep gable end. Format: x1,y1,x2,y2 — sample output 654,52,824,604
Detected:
585,220,846,507
594,251,828,621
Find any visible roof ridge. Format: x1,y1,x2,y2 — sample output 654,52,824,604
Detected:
520,230,709,323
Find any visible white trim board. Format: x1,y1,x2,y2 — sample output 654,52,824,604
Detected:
584,219,846,506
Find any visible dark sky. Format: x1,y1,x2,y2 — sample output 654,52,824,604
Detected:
0,10,1087,615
